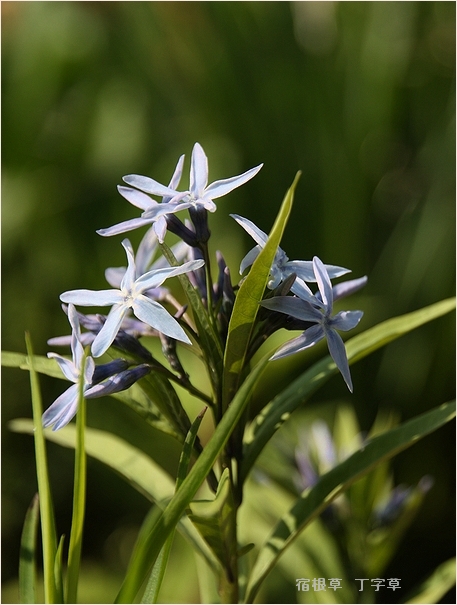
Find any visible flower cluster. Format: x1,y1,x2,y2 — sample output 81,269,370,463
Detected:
43,142,366,430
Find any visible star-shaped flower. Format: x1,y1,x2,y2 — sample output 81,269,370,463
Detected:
123,142,263,226
261,256,365,392
43,304,95,430
104,226,189,300
60,239,204,357
97,155,188,243
231,214,350,300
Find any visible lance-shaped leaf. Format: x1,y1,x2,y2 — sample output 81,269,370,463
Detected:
139,407,208,604
244,400,456,603
19,494,39,604
2,351,63,379
25,334,62,604
241,297,456,483
222,172,301,409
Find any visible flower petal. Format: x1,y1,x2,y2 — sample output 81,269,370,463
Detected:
96,217,154,237
287,260,350,283
270,324,325,360
134,259,205,292
135,227,159,275
84,356,95,385
60,289,123,307
325,328,353,392
120,239,137,291
91,304,128,358
132,296,191,343
198,197,217,212
47,352,78,383
289,278,318,304
330,310,363,332
122,174,181,197
42,383,79,430
105,267,125,288
205,163,263,198
154,216,168,243
240,245,261,274
190,143,208,196
117,186,156,210
230,214,268,247
313,256,333,311
261,296,322,322
168,155,185,192
332,276,367,302
141,199,192,220
284,260,316,282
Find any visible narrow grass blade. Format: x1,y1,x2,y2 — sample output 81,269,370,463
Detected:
244,400,456,603
222,172,300,409
19,493,40,604
25,333,61,604
65,349,88,604
241,297,456,482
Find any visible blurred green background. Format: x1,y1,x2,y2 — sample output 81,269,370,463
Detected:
2,1,455,603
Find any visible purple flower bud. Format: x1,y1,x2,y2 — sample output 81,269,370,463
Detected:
166,214,200,247
189,206,211,243
92,359,131,384
85,364,151,398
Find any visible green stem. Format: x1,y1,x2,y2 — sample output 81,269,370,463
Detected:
65,348,88,604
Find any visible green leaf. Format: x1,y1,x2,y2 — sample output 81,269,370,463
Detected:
176,406,208,490
404,557,456,604
25,334,62,604
2,350,64,379
188,468,235,568
54,536,65,605
222,172,300,409
19,493,39,604
244,400,456,603
9,419,220,575
140,407,208,604
241,297,456,482
140,542,173,605
65,349,88,604
115,353,269,603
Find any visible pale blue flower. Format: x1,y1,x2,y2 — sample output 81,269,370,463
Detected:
43,304,96,430
60,239,205,357
104,226,189,300
261,256,364,392
124,142,263,225
97,155,187,243
231,214,350,300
